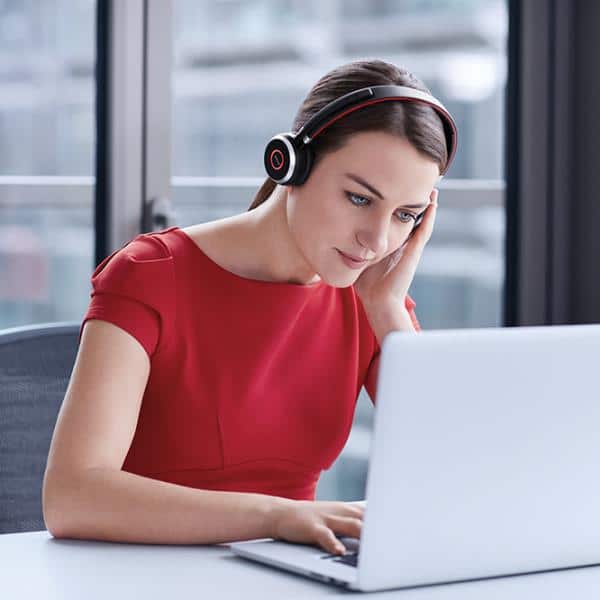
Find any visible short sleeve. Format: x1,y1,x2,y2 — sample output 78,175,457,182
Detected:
364,293,420,404
80,234,175,358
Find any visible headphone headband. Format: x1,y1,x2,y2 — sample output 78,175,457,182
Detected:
264,84,458,185
297,85,457,175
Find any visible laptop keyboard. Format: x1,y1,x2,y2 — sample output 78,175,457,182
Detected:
332,551,358,567
322,537,360,567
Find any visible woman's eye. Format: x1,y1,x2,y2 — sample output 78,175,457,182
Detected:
346,192,370,207
395,211,417,224
346,191,418,225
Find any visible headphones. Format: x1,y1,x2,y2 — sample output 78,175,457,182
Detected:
264,85,457,187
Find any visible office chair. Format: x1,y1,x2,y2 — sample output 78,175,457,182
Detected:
0,322,79,534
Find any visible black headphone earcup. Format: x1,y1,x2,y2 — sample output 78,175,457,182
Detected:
264,134,296,183
264,133,314,186
289,145,314,186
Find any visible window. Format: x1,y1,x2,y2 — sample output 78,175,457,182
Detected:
0,0,96,329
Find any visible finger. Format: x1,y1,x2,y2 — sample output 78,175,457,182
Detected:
314,524,346,555
326,515,363,540
405,195,437,250
324,501,363,519
340,504,364,519
420,193,438,237
417,188,438,230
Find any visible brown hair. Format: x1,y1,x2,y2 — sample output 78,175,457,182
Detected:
248,58,448,211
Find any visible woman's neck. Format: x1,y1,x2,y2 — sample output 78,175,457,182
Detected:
233,186,322,286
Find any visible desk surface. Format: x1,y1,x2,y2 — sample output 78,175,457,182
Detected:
3,531,600,599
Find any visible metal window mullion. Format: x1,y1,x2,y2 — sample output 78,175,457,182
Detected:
142,0,173,233
510,0,552,326
572,3,600,322
549,0,574,324
102,0,145,254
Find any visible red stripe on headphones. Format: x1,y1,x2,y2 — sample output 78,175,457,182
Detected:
309,97,457,172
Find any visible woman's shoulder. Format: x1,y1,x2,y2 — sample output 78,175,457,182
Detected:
177,219,274,282
82,231,179,359
124,228,178,261
90,219,249,288
94,229,175,273
90,231,176,298
177,223,223,257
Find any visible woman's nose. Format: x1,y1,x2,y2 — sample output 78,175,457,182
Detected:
356,219,389,257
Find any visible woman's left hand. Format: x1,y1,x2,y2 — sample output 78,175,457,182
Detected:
353,188,438,334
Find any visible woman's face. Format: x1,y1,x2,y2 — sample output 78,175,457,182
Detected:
286,130,441,287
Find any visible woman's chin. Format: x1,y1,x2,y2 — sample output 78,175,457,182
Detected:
318,269,361,289
311,253,365,287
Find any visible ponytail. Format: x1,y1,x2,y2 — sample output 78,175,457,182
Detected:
248,178,276,211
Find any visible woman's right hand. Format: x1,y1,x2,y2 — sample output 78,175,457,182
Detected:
270,499,364,555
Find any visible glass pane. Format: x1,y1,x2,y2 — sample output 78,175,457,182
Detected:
0,0,96,329
171,0,508,500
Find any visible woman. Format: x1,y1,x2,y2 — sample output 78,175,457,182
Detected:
42,59,456,556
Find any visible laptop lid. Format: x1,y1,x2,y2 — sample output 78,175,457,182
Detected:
357,324,600,591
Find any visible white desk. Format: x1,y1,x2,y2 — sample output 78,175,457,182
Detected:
3,530,600,598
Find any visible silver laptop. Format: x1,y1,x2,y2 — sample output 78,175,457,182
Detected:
230,324,600,592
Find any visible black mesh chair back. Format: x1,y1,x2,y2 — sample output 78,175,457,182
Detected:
0,322,79,534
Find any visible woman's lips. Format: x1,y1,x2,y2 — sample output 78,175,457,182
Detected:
336,248,368,269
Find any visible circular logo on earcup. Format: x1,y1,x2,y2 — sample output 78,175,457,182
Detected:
264,136,295,183
269,149,285,171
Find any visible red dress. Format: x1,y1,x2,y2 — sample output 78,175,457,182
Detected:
80,226,420,500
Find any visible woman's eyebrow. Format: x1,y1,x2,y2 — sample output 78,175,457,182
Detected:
344,172,429,209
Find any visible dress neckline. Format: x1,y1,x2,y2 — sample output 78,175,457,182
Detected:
168,226,325,290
